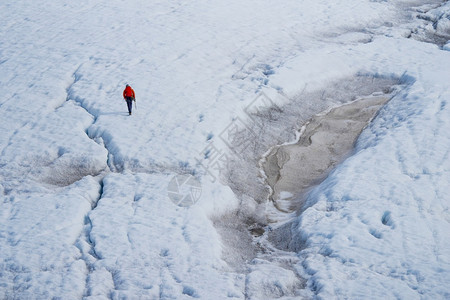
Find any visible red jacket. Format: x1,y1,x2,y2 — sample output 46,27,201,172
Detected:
123,86,135,98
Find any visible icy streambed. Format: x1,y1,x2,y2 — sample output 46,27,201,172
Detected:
262,94,391,219
223,92,397,299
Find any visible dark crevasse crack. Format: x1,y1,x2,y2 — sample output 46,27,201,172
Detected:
88,178,103,260
65,66,128,174
75,177,104,299
65,65,99,122
64,65,148,298
65,65,118,173
65,66,198,176
63,66,113,297
63,64,150,297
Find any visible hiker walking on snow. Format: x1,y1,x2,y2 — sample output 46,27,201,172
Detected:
123,84,136,115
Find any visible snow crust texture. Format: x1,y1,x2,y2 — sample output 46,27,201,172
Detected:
1,0,450,299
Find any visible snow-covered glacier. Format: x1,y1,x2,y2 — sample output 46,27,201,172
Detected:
1,0,449,299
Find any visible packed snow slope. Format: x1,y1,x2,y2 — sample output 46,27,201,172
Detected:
1,0,449,299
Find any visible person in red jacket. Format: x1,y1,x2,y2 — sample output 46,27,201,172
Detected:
123,84,136,115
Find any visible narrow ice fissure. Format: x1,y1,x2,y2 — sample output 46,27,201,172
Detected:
63,65,169,298
65,65,121,173
77,163,105,297
62,67,117,297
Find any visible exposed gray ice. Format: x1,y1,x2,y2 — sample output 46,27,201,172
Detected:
215,75,401,273
263,95,391,216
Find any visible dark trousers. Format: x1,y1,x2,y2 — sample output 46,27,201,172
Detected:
125,97,134,114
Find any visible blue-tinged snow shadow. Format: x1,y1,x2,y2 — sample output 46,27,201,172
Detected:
98,111,130,116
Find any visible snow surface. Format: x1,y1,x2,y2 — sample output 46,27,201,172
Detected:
1,0,449,299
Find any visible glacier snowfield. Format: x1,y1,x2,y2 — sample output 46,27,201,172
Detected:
1,0,450,299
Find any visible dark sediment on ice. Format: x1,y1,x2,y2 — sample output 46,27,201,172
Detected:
263,95,391,218
215,75,400,271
